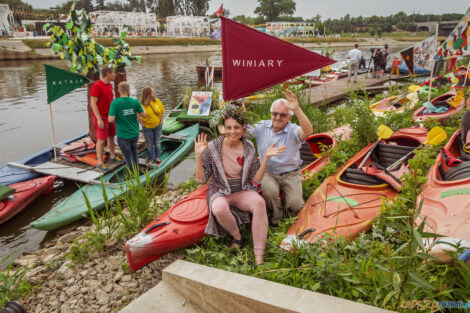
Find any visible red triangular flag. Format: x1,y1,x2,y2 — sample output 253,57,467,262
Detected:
214,4,223,16
221,16,336,101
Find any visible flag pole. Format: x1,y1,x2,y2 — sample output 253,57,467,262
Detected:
48,102,58,162
463,58,470,86
426,24,439,108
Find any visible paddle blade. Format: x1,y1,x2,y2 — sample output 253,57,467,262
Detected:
377,125,393,140
448,92,464,107
408,84,421,92
425,126,447,146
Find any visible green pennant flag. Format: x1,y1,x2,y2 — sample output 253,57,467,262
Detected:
44,64,88,103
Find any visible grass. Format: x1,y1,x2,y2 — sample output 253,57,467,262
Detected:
186,84,470,311
0,254,36,307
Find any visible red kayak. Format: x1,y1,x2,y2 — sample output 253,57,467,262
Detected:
413,91,464,123
0,176,56,224
126,184,209,272
302,125,352,178
126,126,353,271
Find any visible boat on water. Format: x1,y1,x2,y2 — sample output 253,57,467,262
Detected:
196,66,222,78
417,129,470,263
413,91,464,123
303,73,338,87
369,92,419,116
0,134,87,186
0,176,57,225
281,127,429,251
30,124,199,231
398,64,431,75
125,126,352,271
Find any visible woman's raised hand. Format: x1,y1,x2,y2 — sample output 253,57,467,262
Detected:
264,143,286,159
194,133,208,156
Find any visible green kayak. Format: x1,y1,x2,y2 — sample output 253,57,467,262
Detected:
170,102,212,123
162,109,185,135
30,124,199,231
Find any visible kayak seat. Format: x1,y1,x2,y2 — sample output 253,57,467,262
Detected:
300,142,317,166
371,143,416,168
341,168,386,185
341,143,416,186
444,161,470,181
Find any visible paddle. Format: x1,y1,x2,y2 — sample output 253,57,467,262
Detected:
357,125,394,169
446,92,464,108
390,92,409,108
386,126,447,171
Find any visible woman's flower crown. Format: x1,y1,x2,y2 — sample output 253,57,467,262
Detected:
209,103,246,129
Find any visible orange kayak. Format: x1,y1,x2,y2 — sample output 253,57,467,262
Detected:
413,91,464,123
417,129,470,263
281,127,429,251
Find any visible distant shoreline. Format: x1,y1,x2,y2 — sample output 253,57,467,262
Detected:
0,36,419,61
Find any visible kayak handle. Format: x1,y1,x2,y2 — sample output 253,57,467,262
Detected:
298,228,316,239
145,221,170,234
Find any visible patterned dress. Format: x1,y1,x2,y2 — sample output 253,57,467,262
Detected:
198,136,261,237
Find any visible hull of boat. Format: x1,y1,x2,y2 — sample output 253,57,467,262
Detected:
0,134,87,186
369,92,418,116
417,129,470,261
126,184,209,272
413,91,463,123
281,127,429,251
0,176,56,224
30,124,199,231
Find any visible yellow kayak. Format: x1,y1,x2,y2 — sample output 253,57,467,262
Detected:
369,92,419,116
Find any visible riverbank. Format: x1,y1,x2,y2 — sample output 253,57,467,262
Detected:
0,37,416,61
6,188,189,313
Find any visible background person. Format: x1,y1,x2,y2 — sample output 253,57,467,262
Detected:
90,66,117,172
347,43,362,83
194,110,285,266
140,87,165,165
108,82,146,171
373,48,383,78
249,90,313,226
390,56,401,78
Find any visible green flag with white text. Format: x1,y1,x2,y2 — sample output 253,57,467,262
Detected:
44,64,88,103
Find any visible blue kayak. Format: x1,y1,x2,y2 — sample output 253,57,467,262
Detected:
0,134,87,186
398,64,431,75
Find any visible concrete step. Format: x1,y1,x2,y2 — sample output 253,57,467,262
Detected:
162,260,395,313
120,259,395,313
118,280,200,313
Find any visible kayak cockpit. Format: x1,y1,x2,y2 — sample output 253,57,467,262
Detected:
340,137,422,186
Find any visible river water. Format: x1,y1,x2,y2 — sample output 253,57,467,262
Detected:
0,46,403,264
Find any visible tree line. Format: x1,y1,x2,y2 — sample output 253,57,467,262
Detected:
1,0,464,34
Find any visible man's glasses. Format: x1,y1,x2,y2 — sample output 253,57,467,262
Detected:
271,112,288,118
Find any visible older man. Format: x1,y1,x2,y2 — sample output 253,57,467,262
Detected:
249,90,313,225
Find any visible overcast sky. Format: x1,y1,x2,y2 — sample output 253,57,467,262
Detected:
26,0,469,20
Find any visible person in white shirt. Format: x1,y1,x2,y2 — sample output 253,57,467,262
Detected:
347,44,362,83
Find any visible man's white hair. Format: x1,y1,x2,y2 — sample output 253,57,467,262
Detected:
270,98,294,116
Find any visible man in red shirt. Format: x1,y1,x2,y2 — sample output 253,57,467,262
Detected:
90,66,117,171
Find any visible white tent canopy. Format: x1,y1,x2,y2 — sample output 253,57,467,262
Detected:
166,16,210,37
89,11,158,36
0,4,14,34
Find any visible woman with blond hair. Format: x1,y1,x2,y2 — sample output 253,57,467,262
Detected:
140,87,165,165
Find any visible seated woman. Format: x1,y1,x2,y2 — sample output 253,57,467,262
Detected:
194,108,286,265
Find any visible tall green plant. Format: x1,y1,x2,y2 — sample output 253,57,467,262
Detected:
43,4,141,74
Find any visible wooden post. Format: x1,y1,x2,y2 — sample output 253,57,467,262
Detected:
464,58,470,86
48,103,58,162
426,24,439,108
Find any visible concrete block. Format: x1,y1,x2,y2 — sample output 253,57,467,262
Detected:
163,260,395,313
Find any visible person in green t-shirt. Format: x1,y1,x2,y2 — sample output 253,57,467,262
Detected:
108,82,146,170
